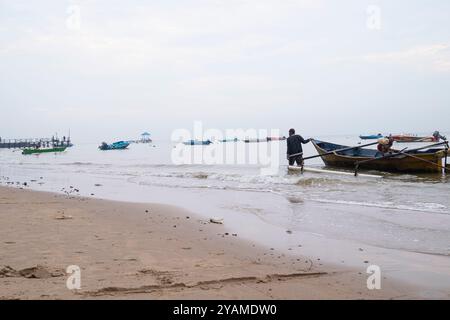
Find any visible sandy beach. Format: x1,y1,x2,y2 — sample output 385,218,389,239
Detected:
0,185,419,300
2,0,450,304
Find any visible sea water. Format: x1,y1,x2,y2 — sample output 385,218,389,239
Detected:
2,134,450,296
1,135,449,257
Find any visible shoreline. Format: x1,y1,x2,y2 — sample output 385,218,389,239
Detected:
2,171,449,299
0,186,418,299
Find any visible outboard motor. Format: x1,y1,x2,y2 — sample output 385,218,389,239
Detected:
433,131,447,142
99,142,108,150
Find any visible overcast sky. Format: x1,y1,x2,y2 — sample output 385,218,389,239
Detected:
1,0,449,142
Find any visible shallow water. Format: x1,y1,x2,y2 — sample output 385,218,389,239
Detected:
1,135,449,258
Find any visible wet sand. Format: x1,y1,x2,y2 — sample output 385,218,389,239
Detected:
0,186,419,299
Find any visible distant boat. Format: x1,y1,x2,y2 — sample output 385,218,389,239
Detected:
244,137,286,143
98,141,130,150
391,134,435,143
391,131,447,143
267,136,286,141
22,146,67,155
183,140,212,145
220,138,238,143
359,134,383,140
244,138,264,143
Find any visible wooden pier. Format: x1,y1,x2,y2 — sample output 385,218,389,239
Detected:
0,137,72,149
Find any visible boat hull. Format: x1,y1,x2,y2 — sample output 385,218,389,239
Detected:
312,140,444,173
359,134,383,140
22,147,67,155
391,135,437,143
183,140,212,145
99,141,130,150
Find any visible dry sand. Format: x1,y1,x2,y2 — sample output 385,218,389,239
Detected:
0,186,416,299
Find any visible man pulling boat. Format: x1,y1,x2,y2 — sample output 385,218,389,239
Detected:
286,128,311,166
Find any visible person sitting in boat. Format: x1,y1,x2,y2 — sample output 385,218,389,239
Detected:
377,136,394,154
287,128,311,166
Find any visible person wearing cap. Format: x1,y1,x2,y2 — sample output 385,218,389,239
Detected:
287,128,311,166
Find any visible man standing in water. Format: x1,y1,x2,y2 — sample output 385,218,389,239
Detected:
287,128,311,166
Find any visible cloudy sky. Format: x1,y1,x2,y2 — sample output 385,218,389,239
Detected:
1,0,449,142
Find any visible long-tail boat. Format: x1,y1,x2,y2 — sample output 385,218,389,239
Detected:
183,140,212,145
391,131,446,143
266,136,287,141
391,134,437,143
311,140,448,173
22,146,67,155
220,138,238,143
359,134,383,140
99,141,130,150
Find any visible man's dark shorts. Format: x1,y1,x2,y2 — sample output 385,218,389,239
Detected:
289,155,304,166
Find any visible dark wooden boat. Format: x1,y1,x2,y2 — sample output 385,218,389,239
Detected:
311,140,447,173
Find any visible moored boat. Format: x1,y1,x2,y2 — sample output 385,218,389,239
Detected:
391,134,437,143
311,139,447,173
220,138,238,143
244,136,287,143
244,138,263,143
267,136,287,141
99,141,130,150
22,147,67,155
183,140,212,145
359,134,383,140
391,131,447,143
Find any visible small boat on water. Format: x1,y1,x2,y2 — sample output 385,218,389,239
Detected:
183,140,212,145
359,134,383,140
99,141,130,150
22,146,67,155
244,137,286,143
244,138,263,143
391,131,446,143
391,134,435,143
220,138,238,143
267,136,286,141
311,139,448,173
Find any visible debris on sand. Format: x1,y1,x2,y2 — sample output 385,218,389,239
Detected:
0,265,65,279
0,266,18,278
54,211,73,220
209,217,224,224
